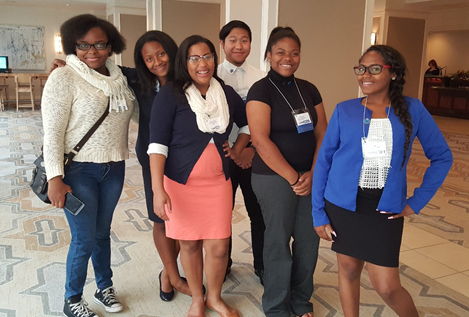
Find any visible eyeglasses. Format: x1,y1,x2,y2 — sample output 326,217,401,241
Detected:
75,42,109,51
353,64,391,75
187,53,215,63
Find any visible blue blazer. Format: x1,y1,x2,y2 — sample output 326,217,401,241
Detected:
312,97,453,227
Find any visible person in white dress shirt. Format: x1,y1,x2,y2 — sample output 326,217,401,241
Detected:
218,20,266,284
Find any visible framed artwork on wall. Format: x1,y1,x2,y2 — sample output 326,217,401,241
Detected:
0,25,46,71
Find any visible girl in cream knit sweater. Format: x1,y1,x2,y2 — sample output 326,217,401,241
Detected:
41,14,134,317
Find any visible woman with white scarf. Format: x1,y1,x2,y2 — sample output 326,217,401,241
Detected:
148,35,249,317
42,15,134,317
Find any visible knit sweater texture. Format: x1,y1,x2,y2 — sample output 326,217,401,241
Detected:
41,64,134,180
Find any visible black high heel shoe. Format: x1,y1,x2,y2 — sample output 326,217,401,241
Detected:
159,271,174,302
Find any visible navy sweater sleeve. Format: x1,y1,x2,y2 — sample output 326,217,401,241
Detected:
149,84,178,147
120,66,156,169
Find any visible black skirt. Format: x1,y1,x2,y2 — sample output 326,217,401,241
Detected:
326,188,404,267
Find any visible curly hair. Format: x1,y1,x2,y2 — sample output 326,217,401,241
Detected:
134,31,178,94
360,45,412,168
60,14,126,56
264,26,301,60
173,35,223,99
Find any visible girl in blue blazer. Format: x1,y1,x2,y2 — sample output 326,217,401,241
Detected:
312,45,452,316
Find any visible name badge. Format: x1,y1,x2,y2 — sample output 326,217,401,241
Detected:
361,137,387,158
205,116,222,133
292,108,314,134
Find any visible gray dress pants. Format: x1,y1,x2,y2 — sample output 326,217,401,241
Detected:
252,173,319,317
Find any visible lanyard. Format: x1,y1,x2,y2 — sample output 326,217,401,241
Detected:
269,78,308,111
362,96,391,138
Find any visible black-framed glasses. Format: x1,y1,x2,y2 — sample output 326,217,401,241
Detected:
353,64,391,75
187,53,215,63
75,42,109,51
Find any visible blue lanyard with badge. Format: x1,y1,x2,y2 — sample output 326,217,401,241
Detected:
361,97,390,158
269,78,314,133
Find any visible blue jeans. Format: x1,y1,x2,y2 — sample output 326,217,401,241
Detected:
62,160,125,299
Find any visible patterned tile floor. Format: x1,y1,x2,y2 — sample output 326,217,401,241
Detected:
0,110,468,317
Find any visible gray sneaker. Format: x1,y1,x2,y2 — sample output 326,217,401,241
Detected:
63,296,99,317
93,286,123,313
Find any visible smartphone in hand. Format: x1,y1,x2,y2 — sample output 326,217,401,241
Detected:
64,192,85,216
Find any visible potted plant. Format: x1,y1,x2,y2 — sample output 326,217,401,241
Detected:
450,69,469,88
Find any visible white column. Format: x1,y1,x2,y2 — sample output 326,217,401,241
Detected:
358,0,375,97
106,8,122,65
361,0,375,52
224,0,230,26
147,0,162,31
260,0,278,71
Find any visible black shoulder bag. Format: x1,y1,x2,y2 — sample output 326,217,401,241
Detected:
30,101,110,203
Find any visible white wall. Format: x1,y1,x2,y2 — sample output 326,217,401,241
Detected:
426,30,469,75
425,7,469,76
387,16,426,98
427,7,469,32
0,4,106,73
162,0,221,55
227,0,263,69
378,4,469,97
120,14,147,67
278,0,369,117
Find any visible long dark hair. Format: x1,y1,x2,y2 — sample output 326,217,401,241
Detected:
360,45,412,167
60,14,126,56
173,35,223,98
134,31,178,94
264,26,301,60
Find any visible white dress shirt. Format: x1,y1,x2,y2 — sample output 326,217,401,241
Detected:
218,59,266,144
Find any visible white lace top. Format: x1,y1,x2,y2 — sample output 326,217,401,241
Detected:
359,118,393,189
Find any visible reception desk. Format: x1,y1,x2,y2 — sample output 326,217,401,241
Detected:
422,76,469,120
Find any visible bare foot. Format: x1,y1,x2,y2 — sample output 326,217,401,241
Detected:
187,297,205,317
206,297,239,317
173,277,192,296
301,313,314,317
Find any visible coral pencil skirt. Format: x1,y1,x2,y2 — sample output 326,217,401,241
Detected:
164,143,233,240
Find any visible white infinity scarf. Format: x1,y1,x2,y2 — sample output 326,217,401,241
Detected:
66,54,135,112
185,78,230,134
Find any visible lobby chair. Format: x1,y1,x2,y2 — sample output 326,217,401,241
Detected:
0,76,9,111
15,74,35,111
37,75,48,94
36,75,48,107
0,87,4,111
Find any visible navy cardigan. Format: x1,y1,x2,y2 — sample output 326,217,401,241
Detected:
312,97,453,227
149,82,248,184
120,66,156,169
